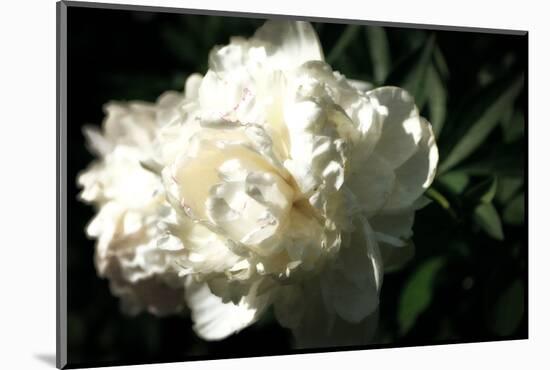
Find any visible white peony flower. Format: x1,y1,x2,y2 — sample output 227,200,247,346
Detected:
78,96,191,316
78,20,438,347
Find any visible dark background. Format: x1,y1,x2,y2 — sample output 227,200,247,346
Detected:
66,4,527,368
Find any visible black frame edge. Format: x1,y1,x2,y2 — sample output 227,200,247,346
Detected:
57,1,68,369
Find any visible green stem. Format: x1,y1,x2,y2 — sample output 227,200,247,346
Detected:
426,187,458,220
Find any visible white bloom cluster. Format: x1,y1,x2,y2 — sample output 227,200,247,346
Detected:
78,20,438,347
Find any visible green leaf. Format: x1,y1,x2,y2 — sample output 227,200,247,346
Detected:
498,103,514,137
503,193,525,225
438,172,469,194
433,45,449,80
474,203,504,240
502,110,525,143
439,74,524,174
326,25,361,65
385,34,436,109
465,177,498,204
365,26,390,84
426,64,447,138
490,279,525,336
398,257,445,335
454,151,523,178
496,177,523,204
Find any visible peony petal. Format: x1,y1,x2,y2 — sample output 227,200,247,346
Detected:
102,101,158,150
320,217,382,323
184,279,269,341
198,69,250,119
206,169,293,252
347,152,395,217
169,135,279,221
347,78,373,93
361,217,384,291
184,73,204,100
106,260,185,317
207,182,279,248
367,86,424,169
208,37,251,73
273,285,306,329
321,268,379,323
280,280,379,348
282,69,349,199
369,207,415,241
379,240,415,273
158,212,244,275
83,125,112,157
86,201,123,258
383,117,439,212
253,20,324,70
251,70,290,161
347,96,384,164
77,162,104,203
155,91,185,128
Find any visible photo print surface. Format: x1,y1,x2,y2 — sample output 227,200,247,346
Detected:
60,2,527,368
